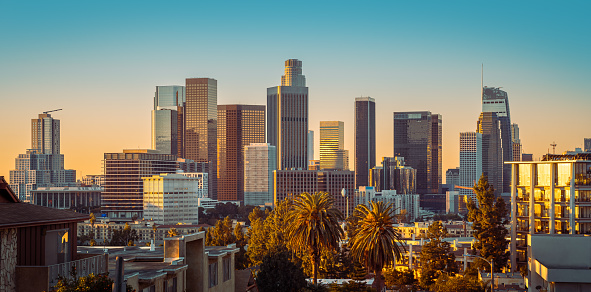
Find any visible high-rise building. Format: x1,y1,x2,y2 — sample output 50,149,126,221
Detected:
369,157,416,194
356,187,420,221
445,168,460,189
354,97,376,188
508,153,591,272
511,123,522,162
217,105,265,202
244,143,277,206
320,121,348,171
267,59,308,170
274,170,355,216
308,130,314,161
393,111,442,194
9,112,76,201
153,86,185,157
584,138,591,152
459,132,483,199
480,86,512,194
143,173,200,225
185,78,217,198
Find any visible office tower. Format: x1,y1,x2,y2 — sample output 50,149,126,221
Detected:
459,132,483,199
143,173,200,225
445,168,460,189
102,149,178,220
585,138,591,152
320,121,349,171
308,130,314,161
153,85,185,157
511,123,522,162
267,59,308,170
81,174,105,187
370,157,416,194
521,153,533,161
508,153,591,272
274,170,355,216
244,143,277,206
480,86,512,194
356,187,420,221
393,111,442,194
9,112,76,201
355,97,376,188
217,105,265,202
185,78,217,199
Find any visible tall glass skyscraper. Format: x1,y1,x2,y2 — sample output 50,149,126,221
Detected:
152,85,185,157
267,59,309,170
354,97,376,188
393,111,442,195
320,121,348,171
244,143,277,206
459,132,482,199
185,78,217,199
217,104,265,202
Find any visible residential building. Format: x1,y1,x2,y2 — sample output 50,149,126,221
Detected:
81,174,104,187
10,112,76,201
30,186,102,212
185,78,217,199
460,132,483,199
217,105,265,203
356,186,420,221
393,111,442,194
0,177,95,292
244,143,276,206
511,123,522,162
507,153,591,273
479,86,512,195
320,121,348,171
267,59,308,170
273,170,355,216
142,173,201,225
354,97,376,188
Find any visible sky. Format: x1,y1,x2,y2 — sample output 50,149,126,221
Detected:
1,1,590,183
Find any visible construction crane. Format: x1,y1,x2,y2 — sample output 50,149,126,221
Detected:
43,109,62,114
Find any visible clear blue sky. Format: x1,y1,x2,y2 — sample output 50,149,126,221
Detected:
1,0,590,181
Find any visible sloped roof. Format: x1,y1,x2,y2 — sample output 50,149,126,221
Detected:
0,176,19,203
0,203,89,228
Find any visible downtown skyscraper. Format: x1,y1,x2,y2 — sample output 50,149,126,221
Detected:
478,86,512,195
459,132,482,199
393,111,442,195
185,78,217,199
354,97,376,188
267,59,308,170
320,121,348,171
217,104,265,202
152,85,185,157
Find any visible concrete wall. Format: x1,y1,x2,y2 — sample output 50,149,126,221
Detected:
0,228,17,292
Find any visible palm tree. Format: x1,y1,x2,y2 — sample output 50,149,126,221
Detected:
350,201,405,292
286,192,344,285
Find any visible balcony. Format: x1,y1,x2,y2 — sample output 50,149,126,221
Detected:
16,253,108,291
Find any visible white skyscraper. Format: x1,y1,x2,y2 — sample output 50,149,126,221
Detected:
459,132,482,199
244,143,277,206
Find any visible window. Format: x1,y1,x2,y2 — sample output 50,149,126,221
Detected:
223,256,231,281
208,262,218,288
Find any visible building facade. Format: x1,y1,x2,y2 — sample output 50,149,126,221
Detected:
511,123,522,162
356,186,420,221
393,111,441,194
370,157,417,194
185,78,217,199
585,138,591,152
217,105,265,202
308,130,314,161
142,173,201,225
152,85,185,157
273,170,355,216
81,174,105,187
244,143,276,206
319,121,348,171
446,168,460,190
267,59,308,170
354,97,376,188
459,132,482,198
508,154,591,272
30,186,102,212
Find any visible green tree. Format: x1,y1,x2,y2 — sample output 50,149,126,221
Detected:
234,222,250,269
247,199,292,267
384,268,417,291
350,201,405,292
286,192,344,285
89,239,97,246
206,216,236,246
53,268,135,292
467,174,510,272
109,223,138,246
255,250,307,292
431,274,485,292
419,221,458,289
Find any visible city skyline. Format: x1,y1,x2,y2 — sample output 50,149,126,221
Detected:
1,1,590,182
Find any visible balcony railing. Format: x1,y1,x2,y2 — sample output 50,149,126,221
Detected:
48,254,107,287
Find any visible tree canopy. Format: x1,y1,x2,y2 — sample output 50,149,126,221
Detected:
255,249,307,292
419,221,458,289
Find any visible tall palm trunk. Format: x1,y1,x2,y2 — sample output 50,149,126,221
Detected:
375,269,384,292
312,257,318,285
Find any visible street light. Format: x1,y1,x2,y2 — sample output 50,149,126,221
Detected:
341,188,348,218
464,254,494,292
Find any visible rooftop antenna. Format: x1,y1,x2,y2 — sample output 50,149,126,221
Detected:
550,142,557,154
